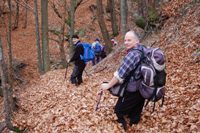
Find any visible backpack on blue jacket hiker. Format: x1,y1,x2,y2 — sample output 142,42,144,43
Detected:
79,42,95,63
94,42,102,54
138,46,167,112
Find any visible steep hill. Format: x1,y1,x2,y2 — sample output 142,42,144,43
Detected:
0,1,199,132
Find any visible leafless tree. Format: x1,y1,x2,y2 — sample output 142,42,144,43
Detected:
96,0,112,53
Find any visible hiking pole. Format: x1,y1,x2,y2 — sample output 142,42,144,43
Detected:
95,90,103,111
84,69,90,77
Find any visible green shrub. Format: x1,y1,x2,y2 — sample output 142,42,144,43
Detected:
148,7,159,23
135,16,146,29
197,48,200,52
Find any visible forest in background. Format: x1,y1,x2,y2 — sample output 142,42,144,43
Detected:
0,0,199,132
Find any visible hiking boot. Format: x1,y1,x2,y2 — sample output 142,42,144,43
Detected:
129,120,140,126
116,119,127,131
129,115,140,126
75,81,83,86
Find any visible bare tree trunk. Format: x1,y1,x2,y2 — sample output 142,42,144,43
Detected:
109,0,119,37
69,0,75,58
7,0,13,85
59,0,67,68
0,37,21,133
106,0,110,12
120,0,128,36
96,0,112,53
7,0,15,113
148,0,156,9
129,0,135,27
41,0,50,73
13,0,19,30
34,0,43,74
138,0,148,22
23,0,28,28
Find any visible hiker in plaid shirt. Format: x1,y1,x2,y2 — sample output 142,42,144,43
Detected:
100,31,145,131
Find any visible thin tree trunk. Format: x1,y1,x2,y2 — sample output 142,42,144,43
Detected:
106,0,110,12
7,0,13,86
41,0,49,73
69,0,75,58
23,0,28,28
13,0,19,30
59,0,67,68
120,0,127,36
0,36,21,133
109,0,119,37
34,0,43,74
138,0,148,22
96,0,112,53
128,0,135,29
7,0,15,112
149,0,156,9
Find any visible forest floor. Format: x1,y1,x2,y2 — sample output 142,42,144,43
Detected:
0,0,200,133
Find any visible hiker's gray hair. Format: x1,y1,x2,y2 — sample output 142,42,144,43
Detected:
127,30,139,42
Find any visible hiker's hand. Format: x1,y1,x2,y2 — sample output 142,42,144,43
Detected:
100,83,110,91
67,59,70,63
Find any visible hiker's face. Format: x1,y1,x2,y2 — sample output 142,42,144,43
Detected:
72,38,79,44
124,32,138,50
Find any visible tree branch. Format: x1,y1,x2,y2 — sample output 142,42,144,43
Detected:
49,1,62,19
48,29,63,36
15,0,34,13
49,37,59,43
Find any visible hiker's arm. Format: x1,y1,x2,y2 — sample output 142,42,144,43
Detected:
101,71,124,91
101,77,118,91
69,45,82,62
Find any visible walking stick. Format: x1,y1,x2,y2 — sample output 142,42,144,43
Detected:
95,90,103,111
84,69,90,77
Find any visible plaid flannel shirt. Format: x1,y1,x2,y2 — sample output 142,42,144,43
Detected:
118,45,143,78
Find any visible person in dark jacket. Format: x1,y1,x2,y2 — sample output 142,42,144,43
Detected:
68,35,86,86
100,31,145,130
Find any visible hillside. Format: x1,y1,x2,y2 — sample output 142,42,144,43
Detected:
0,1,200,133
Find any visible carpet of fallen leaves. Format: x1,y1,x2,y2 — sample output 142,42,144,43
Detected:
0,1,200,133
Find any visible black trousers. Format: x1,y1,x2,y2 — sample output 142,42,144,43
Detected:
114,90,145,123
70,63,86,85
92,53,101,65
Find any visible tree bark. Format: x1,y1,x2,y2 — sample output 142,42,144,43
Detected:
96,0,112,53
41,0,50,73
59,0,67,68
138,0,148,22
0,36,19,132
109,0,119,37
34,0,43,74
69,0,75,58
120,0,128,36
148,0,156,9
7,0,15,112
13,0,19,30
23,0,28,28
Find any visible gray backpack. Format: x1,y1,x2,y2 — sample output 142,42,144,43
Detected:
139,48,167,112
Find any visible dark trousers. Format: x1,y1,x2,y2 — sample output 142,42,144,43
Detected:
92,53,101,66
70,64,86,85
114,90,145,123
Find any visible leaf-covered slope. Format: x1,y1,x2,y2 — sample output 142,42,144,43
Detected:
1,1,200,133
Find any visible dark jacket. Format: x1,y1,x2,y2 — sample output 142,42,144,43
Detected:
69,41,85,66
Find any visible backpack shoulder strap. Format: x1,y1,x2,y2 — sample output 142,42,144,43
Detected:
124,48,145,82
